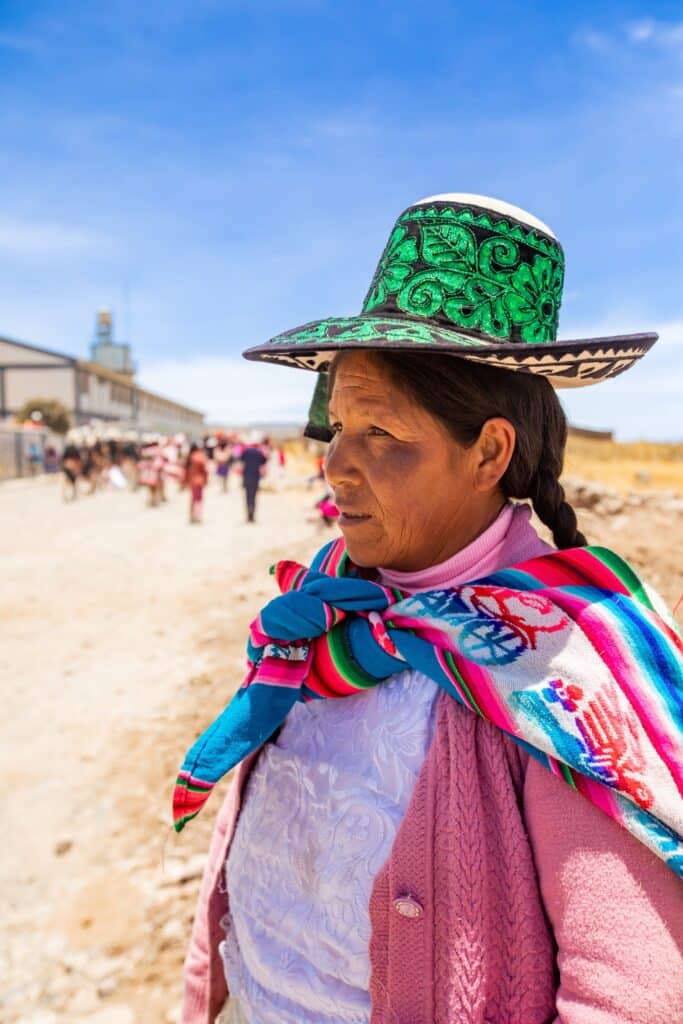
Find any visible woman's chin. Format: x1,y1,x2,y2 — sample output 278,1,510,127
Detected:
339,531,385,569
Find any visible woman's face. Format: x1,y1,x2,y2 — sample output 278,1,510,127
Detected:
325,352,506,572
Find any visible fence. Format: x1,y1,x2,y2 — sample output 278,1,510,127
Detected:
0,429,51,481
567,425,614,442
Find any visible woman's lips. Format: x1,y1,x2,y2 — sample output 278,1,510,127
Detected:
337,511,372,527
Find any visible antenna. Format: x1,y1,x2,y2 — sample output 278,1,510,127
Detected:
123,280,132,343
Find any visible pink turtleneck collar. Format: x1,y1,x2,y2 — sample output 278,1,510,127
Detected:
378,502,552,595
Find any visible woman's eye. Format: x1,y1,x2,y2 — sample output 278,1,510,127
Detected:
328,423,390,437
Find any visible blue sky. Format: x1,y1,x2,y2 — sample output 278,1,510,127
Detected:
0,0,681,437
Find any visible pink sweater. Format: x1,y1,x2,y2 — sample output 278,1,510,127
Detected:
182,506,683,1023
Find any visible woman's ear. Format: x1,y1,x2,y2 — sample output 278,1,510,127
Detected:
473,418,516,493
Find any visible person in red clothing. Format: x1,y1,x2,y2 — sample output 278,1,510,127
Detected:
184,443,209,524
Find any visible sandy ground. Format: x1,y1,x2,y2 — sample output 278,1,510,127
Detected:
1,473,323,1024
1,468,682,1023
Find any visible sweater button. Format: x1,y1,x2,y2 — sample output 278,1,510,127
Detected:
393,895,423,919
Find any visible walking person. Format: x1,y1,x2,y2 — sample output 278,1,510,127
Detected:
139,439,167,507
27,441,43,477
80,444,96,495
239,435,267,524
176,194,682,1024
184,443,209,524
214,440,232,493
60,443,81,501
121,438,141,489
44,444,60,475
89,440,108,492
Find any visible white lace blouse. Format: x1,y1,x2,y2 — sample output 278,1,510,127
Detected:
220,668,440,1024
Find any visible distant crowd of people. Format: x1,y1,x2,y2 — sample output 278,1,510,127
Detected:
56,430,286,525
24,427,341,530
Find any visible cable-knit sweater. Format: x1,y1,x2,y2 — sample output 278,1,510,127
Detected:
182,509,683,1023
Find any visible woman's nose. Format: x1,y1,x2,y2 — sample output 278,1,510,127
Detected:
324,435,363,489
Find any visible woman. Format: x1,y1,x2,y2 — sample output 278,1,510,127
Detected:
177,195,682,1023
214,440,233,493
185,442,209,524
61,442,81,501
139,437,167,507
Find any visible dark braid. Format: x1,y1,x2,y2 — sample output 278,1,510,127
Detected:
531,471,587,549
330,350,587,550
500,386,587,548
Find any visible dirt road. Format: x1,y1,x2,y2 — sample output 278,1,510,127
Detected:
1,474,322,1023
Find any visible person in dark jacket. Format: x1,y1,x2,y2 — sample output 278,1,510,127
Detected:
239,436,267,523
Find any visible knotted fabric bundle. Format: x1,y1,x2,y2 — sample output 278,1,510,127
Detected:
173,538,683,876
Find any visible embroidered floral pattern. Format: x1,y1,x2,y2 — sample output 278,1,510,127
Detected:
507,257,564,343
403,203,563,260
364,226,418,311
267,316,489,350
362,205,565,344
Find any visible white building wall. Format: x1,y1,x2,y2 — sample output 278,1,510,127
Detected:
136,393,204,436
77,370,135,421
5,366,75,411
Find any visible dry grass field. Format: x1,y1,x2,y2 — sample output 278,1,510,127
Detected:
565,435,683,495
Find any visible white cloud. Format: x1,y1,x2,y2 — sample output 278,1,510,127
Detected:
137,356,315,426
577,19,683,54
627,20,656,43
627,19,683,48
0,217,105,257
574,29,613,52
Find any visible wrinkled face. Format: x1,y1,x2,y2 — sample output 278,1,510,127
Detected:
325,352,487,571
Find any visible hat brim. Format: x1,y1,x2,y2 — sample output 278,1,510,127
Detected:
242,315,657,388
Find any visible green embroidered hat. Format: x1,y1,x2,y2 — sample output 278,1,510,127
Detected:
243,193,657,389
